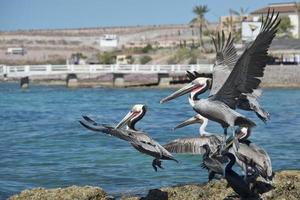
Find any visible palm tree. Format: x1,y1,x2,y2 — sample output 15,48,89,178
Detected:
191,5,209,47
296,2,300,38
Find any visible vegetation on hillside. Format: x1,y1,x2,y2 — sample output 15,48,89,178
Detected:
140,55,152,64
167,48,199,64
96,52,116,64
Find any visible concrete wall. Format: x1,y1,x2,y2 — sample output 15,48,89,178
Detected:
262,65,300,87
2,65,300,88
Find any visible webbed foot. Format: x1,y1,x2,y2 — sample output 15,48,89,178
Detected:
152,158,164,172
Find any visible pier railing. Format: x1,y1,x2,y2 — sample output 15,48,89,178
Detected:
0,64,213,78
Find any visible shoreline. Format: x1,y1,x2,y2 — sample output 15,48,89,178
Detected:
2,80,300,89
8,170,300,200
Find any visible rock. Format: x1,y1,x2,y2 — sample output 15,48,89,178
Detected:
260,170,300,200
9,170,300,200
122,170,300,200
8,185,111,200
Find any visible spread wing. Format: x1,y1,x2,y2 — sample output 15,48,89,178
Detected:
80,116,177,161
80,115,148,142
213,9,280,109
163,135,222,154
210,31,238,96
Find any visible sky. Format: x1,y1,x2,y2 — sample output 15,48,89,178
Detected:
0,0,296,31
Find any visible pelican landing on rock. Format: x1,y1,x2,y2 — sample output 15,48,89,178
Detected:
164,114,223,155
79,104,178,171
228,137,273,182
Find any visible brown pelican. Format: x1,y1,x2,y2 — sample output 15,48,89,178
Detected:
165,113,272,182
160,10,280,136
163,114,223,154
79,104,178,171
187,70,270,123
228,136,273,182
209,30,270,123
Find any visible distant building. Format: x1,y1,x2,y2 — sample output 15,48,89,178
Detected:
6,47,26,55
219,15,251,35
100,34,118,48
241,21,262,42
250,2,300,38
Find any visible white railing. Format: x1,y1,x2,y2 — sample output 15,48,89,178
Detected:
0,64,213,78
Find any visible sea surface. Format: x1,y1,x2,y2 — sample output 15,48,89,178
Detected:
0,83,300,199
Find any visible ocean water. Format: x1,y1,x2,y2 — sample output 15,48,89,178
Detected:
0,83,299,199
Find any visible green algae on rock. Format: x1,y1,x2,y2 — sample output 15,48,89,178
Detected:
9,170,300,200
8,185,112,200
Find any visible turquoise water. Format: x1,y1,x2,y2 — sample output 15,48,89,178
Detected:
0,83,300,199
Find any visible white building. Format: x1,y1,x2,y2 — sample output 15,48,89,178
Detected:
250,2,300,38
6,47,26,55
100,34,118,48
241,21,262,41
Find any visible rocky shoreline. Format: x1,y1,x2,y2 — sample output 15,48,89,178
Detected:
8,170,300,200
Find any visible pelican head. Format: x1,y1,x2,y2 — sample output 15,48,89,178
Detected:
173,114,205,130
160,77,210,104
235,127,251,141
115,104,147,130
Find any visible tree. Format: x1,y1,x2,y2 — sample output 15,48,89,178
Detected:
191,5,209,48
142,44,153,53
296,1,300,38
97,52,116,64
277,16,293,36
140,55,152,64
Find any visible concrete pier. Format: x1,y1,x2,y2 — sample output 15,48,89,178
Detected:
112,73,125,87
66,74,78,88
1,64,300,88
20,76,29,89
158,73,171,87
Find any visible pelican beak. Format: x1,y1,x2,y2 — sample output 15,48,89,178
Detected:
115,111,135,129
160,82,197,104
173,116,203,130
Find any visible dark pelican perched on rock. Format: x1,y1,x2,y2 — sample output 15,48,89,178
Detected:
160,10,280,137
200,144,224,181
200,149,254,198
79,104,178,171
222,152,254,198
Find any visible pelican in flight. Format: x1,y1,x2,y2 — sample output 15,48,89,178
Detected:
187,70,270,123
160,10,280,136
79,104,178,171
163,114,223,155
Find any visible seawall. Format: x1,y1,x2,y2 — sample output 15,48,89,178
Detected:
1,65,300,88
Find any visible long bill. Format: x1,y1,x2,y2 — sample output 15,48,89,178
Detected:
115,111,135,129
173,116,203,130
160,82,197,104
